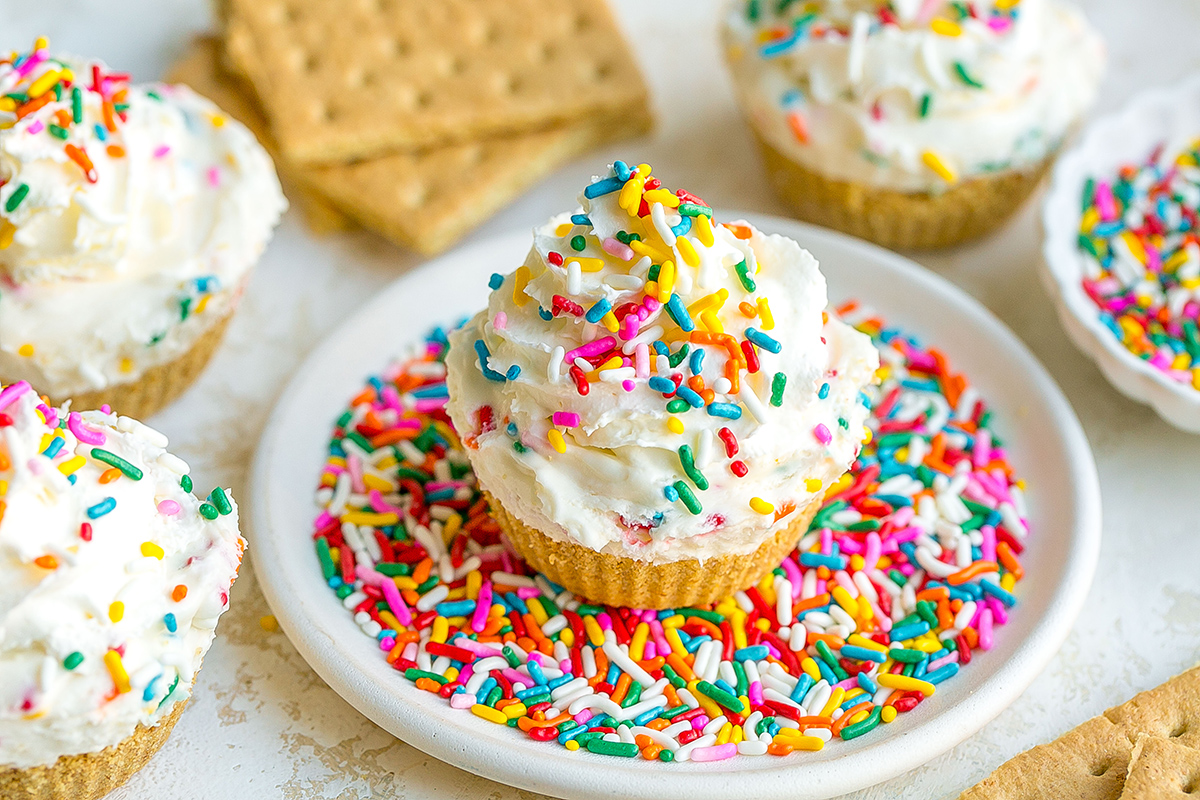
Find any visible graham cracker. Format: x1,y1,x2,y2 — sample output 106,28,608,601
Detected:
960,666,1200,800
1119,737,1200,800
220,0,650,164
169,39,653,255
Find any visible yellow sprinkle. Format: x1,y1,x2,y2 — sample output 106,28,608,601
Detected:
597,356,623,371
17,344,33,357
140,542,164,560
657,260,675,303
716,721,733,745
1000,572,1017,592
503,702,528,720
847,633,888,653
881,705,898,723
876,673,936,697
0,97,14,113
857,595,874,621
103,650,131,694
560,627,574,647
568,257,606,272
512,266,531,307
57,455,86,476
0,220,15,250
1172,353,1191,371
394,576,418,591
1192,368,1200,391
211,114,226,127
555,222,574,236
108,601,124,623
630,622,649,661
643,188,680,207
667,417,684,434
862,426,873,445
693,213,715,247
699,309,723,334
601,310,620,333
361,473,394,492
119,357,134,374
688,289,729,317
443,513,462,541
831,586,858,615
749,497,774,515
1122,230,1147,264
921,150,957,183
1079,207,1100,234
565,739,581,751
805,478,822,493
849,554,865,572
528,598,549,625
259,614,279,632
195,295,210,314
930,17,962,36
547,429,566,454
26,69,61,99
630,238,673,263
471,704,508,724
756,297,775,330
342,511,399,526
584,615,605,646
675,235,700,267
431,615,449,644
847,708,871,726
643,280,659,298
800,656,821,681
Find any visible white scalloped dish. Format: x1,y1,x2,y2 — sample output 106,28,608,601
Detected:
1041,74,1200,432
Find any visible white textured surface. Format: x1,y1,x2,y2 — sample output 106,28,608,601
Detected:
2,0,1199,798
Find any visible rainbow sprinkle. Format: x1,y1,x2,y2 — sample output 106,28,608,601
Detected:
310,307,1030,762
1076,138,1200,387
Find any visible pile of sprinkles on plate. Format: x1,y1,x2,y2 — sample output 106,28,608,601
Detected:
310,308,1030,762
1076,137,1200,387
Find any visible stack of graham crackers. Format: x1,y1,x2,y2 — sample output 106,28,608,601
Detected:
960,664,1200,799
169,0,652,254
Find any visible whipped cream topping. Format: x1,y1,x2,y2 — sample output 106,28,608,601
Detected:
446,163,878,564
0,381,243,769
723,0,1104,192
0,44,285,396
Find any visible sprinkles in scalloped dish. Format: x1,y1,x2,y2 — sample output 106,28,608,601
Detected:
310,305,1030,762
1076,138,1200,387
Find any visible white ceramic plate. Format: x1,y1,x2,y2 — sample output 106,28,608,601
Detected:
1042,74,1200,432
249,216,1101,800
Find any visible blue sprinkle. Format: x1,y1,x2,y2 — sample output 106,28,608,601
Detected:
665,293,695,332
840,645,886,663
890,621,932,642
142,674,162,702
571,214,591,226
87,497,116,519
818,382,830,399
798,552,847,569
663,484,680,502
613,161,632,181
815,658,837,684
164,613,178,633
648,376,676,395
689,348,705,376
538,306,554,321
584,176,624,198
474,340,508,382
633,706,663,726
41,436,65,458
926,662,960,685
789,673,814,704
652,341,670,357
506,422,519,437
436,600,476,617
93,123,107,141
528,659,547,685
706,402,742,419
547,673,575,690
585,298,612,324
671,215,692,238
488,273,505,290
734,645,768,661
745,327,782,354
857,672,878,695
505,365,521,381
715,678,738,696
980,578,1017,607
674,386,704,408
409,383,450,399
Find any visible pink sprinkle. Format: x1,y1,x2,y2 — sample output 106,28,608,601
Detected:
471,581,493,633
634,343,650,379
564,336,617,363
153,145,171,158
380,575,412,626
16,51,46,78
206,166,221,187
987,16,1011,32
813,423,832,445
67,412,107,446
0,381,31,412
354,563,383,587
602,237,635,261
1095,181,1118,221
978,607,995,650
26,120,44,135
620,313,640,341
37,403,57,427
864,532,882,570
692,743,738,762
379,637,395,651
493,312,507,330
156,499,181,515
622,379,635,392
552,411,580,427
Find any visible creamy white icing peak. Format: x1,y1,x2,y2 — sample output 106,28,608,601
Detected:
0,48,285,395
446,164,878,564
0,381,242,768
723,0,1105,191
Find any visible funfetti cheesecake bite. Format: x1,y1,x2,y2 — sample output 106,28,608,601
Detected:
722,0,1105,249
0,380,243,799
0,38,286,418
446,162,879,609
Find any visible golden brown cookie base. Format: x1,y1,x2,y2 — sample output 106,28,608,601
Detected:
46,314,231,419
755,134,1051,251
0,699,187,800
486,491,820,609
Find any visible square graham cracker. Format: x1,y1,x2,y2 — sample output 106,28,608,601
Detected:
1119,737,1200,799
220,0,650,164
960,666,1200,800
168,38,653,254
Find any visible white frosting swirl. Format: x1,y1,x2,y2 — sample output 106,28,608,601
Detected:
0,381,242,769
723,0,1104,192
446,165,878,564
0,51,285,395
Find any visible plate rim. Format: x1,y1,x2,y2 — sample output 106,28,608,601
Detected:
248,215,1101,800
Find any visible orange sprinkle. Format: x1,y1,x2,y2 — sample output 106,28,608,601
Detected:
34,555,58,569
767,742,794,756
98,468,122,484
997,542,1024,580
171,585,188,602
946,560,999,586
106,144,125,158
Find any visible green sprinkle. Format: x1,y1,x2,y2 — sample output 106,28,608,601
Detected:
732,659,748,697
621,679,643,708
404,668,448,685
839,705,882,740
677,202,713,217
5,183,30,213
72,86,83,123
586,739,639,757
915,600,938,625
63,651,84,670
512,440,527,454
953,62,984,89
570,235,586,252
199,502,219,520
374,562,410,576
888,648,925,663
677,444,709,491
335,584,354,599
672,480,702,515
209,486,233,515
667,343,690,368
90,448,144,480
180,474,193,492
659,749,674,762
747,0,760,22
48,124,69,139
647,262,661,282
770,372,787,407
695,680,747,714
684,608,725,624
315,536,336,580
735,259,756,292
663,666,686,689
918,93,932,118
344,430,374,453
484,684,503,707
